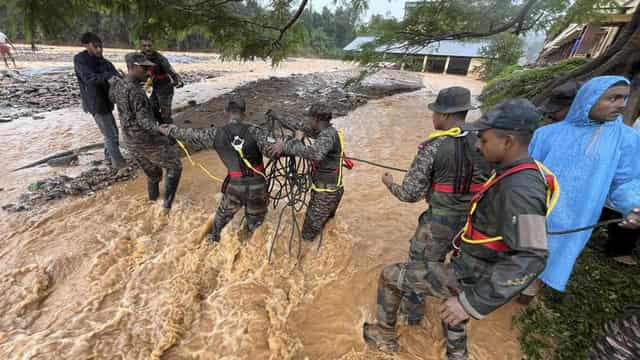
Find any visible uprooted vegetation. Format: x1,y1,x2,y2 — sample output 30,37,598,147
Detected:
479,59,591,110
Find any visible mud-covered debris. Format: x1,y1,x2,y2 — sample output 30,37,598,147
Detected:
2,164,138,213
47,154,79,167
1,70,223,114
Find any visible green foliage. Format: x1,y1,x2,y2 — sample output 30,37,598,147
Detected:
479,58,590,110
515,245,640,359
477,33,525,81
2,0,362,62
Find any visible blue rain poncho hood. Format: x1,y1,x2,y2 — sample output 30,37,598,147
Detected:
529,75,640,291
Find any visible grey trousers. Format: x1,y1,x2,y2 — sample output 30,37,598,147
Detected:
93,112,125,168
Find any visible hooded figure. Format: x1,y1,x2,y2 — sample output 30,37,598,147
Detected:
530,75,640,291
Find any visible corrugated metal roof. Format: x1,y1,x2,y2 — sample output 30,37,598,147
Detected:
343,36,492,58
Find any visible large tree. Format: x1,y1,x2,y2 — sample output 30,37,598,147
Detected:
355,0,639,125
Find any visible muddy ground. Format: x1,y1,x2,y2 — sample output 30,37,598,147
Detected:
2,69,423,212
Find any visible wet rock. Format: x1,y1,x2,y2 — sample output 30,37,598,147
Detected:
47,154,79,167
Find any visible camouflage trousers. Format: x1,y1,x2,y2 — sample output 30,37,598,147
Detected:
403,210,467,324
210,179,269,242
150,84,174,125
377,261,468,358
301,187,344,241
589,305,640,359
128,142,182,183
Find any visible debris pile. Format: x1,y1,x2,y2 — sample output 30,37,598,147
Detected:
2,164,138,212
0,69,223,121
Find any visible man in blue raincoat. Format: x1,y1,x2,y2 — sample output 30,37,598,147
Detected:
530,75,640,291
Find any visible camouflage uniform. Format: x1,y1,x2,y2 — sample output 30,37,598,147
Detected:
367,157,550,359
283,125,344,241
589,305,640,359
108,75,182,207
386,133,490,325
168,121,274,242
144,51,182,124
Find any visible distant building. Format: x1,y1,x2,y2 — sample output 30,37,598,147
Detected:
537,0,639,64
343,36,492,77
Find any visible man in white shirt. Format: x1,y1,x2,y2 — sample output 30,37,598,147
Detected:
0,31,17,68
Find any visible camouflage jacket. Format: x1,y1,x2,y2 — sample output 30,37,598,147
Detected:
108,76,163,149
453,157,549,319
387,133,491,214
283,125,341,186
144,51,182,87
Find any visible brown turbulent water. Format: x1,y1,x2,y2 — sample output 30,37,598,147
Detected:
0,76,523,359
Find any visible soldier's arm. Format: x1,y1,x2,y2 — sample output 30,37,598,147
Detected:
386,142,436,203
168,126,217,149
458,183,548,319
160,55,183,84
247,126,277,159
132,90,160,132
282,128,334,161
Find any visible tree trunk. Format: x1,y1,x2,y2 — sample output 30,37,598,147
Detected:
533,8,640,125
623,73,640,126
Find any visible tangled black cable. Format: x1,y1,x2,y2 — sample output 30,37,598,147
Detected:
265,155,313,263
262,113,316,263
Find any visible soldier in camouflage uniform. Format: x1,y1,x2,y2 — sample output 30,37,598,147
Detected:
364,99,555,360
108,53,183,210
271,103,346,241
140,35,184,125
382,87,491,326
160,97,276,243
589,305,640,359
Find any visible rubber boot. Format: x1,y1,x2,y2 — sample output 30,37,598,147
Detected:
147,180,160,201
162,168,181,210
363,322,399,353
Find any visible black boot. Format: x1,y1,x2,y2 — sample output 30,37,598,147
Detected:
147,180,160,201
162,168,182,210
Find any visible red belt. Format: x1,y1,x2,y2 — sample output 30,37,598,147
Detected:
228,163,265,178
432,183,484,193
152,73,170,81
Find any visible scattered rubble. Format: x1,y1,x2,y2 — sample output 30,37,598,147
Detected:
0,69,223,121
3,69,423,212
2,164,138,213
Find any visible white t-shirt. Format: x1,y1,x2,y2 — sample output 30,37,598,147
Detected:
0,32,7,43
634,118,640,132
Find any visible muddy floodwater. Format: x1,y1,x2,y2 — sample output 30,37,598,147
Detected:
0,52,524,359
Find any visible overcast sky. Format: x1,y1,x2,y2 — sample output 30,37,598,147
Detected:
306,0,406,21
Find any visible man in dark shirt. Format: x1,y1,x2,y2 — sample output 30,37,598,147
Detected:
363,99,556,360
140,35,184,125
73,32,126,170
539,81,580,124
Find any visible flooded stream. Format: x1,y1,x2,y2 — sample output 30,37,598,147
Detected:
0,69,523,359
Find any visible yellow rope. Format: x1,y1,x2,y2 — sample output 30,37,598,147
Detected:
426,127,462,141
175,139,225,183
235,148,267,179
143,77,153,91
310,129,345,193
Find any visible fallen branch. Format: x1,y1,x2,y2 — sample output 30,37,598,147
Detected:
12,143,104,172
